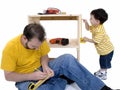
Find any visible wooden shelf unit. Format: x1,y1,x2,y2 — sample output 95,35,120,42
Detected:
28,14,82,60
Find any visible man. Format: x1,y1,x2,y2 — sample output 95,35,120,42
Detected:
1,23,112,90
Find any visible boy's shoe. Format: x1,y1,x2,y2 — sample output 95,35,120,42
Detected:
94,70,107,80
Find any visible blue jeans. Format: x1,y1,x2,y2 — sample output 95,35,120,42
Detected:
16,54,105,90
100,50,114,69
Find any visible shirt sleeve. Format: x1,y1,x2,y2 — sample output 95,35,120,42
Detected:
39,40,50,57
89,26,94,32
1,46,17,71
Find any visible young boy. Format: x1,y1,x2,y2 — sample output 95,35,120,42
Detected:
83,8,114,80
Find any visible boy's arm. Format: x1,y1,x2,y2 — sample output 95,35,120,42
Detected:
83,37,96,44
83,19,90,31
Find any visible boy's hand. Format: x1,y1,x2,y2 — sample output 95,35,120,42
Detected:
83,37,89,42
82,19,88,23
83,37,95,43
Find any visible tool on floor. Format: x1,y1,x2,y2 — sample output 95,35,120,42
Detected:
28,69,52,90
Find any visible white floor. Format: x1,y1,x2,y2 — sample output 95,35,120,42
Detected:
66,83,81,90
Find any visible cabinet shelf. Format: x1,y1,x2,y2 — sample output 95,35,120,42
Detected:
28,14,82,60
47,39,79,48
29,14,80,21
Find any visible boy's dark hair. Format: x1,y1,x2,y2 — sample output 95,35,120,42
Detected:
90,8,108,24
23,23,46,42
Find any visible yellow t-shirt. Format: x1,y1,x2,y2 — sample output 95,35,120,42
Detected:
90,25,114,55
1,34,50,73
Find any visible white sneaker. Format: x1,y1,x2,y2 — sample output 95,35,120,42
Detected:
94,70,107,80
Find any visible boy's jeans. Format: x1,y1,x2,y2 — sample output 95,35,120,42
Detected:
16,54,105,90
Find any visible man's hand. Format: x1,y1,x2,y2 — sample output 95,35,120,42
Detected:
43,66,54,78
32,70,47,80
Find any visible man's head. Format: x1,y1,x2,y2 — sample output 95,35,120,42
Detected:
22,23,46,50
90,8,108,25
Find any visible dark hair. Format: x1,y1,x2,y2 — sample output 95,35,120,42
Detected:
90,8,108,24
23,23,46,42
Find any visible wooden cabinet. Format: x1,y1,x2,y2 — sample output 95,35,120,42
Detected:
28,15,82,60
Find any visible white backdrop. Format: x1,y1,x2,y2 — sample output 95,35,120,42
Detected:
0,0,120,89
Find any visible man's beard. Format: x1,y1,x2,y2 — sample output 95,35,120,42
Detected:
25,41,30,49
25,41,36,50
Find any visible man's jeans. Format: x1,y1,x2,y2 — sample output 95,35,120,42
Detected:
16,54,105,90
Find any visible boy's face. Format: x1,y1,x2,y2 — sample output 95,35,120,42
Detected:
90,15,100,26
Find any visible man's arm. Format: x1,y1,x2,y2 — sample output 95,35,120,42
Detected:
4,70,47,82
41,55,54,77
41,55,49,69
